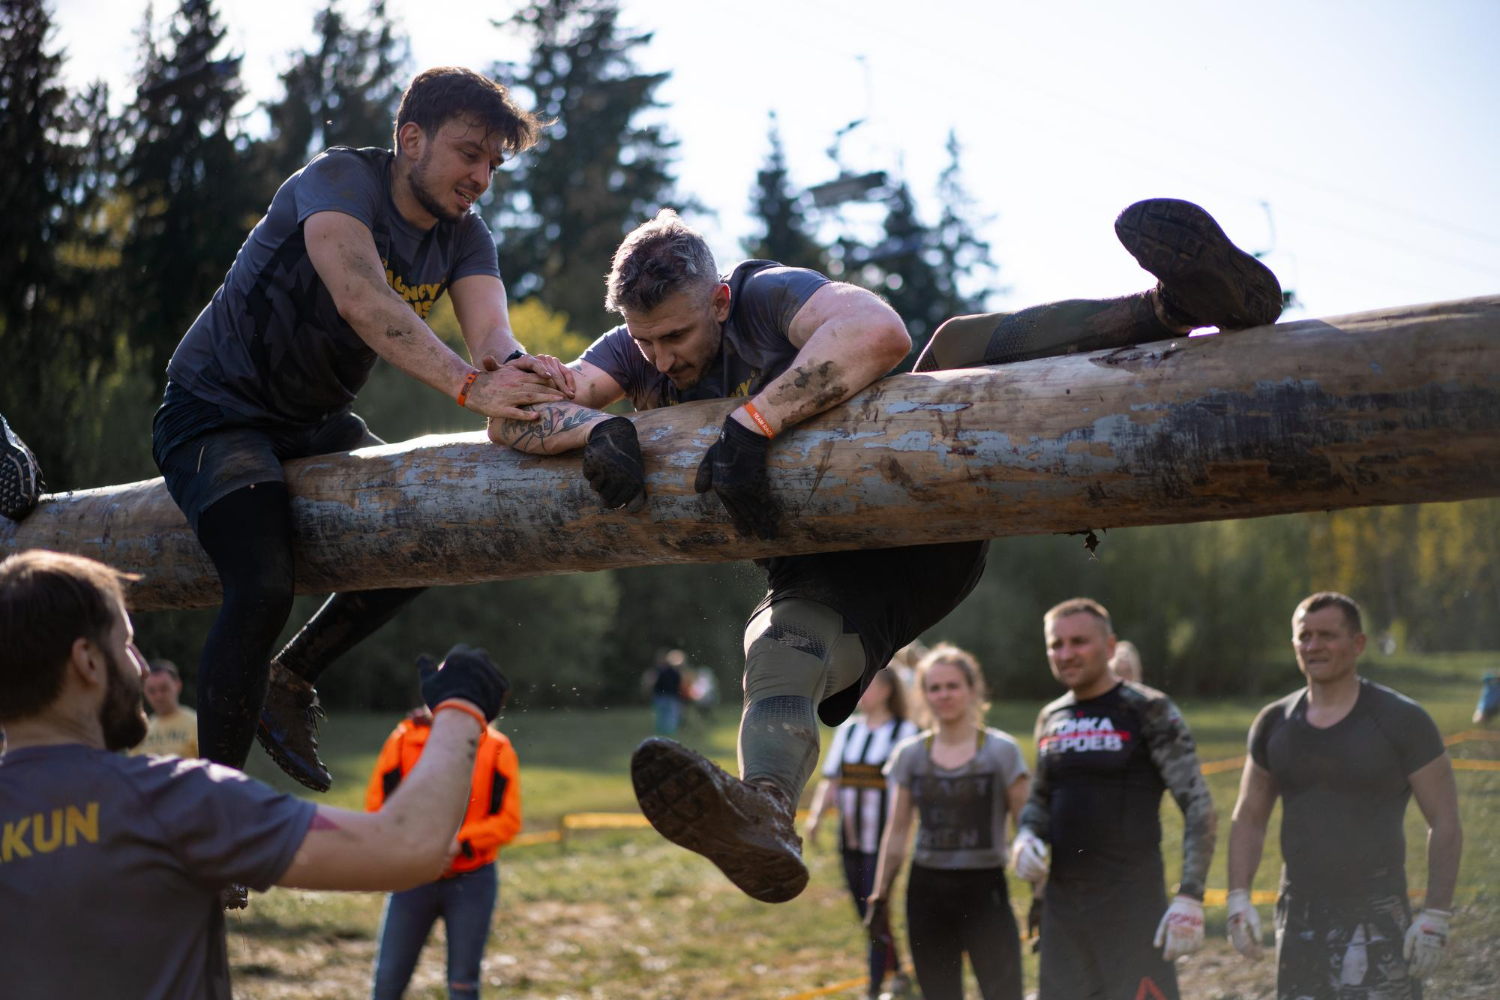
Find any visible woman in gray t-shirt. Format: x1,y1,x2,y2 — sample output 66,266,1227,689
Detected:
868,644,1030,1000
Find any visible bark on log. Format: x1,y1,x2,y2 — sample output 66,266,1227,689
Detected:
5,296,1499,611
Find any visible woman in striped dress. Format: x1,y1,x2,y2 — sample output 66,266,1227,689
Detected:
807,667,920,999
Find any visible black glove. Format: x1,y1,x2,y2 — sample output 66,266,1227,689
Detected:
864,896,891,943
693,414,779,539
418,645,511,722
581,416,646,512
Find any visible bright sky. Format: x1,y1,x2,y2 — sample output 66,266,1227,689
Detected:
52,0,1500,320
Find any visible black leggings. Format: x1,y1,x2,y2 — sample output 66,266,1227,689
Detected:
194,482,422,768
905,864,1022,1000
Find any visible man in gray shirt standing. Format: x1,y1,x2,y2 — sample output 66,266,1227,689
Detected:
0,548,509,999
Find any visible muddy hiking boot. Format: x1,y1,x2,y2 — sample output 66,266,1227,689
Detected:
0,415,46,522
255,663,332,793
1115,198,1283,332
631,737,808,904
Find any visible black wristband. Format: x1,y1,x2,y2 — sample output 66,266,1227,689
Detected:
503,349,525,364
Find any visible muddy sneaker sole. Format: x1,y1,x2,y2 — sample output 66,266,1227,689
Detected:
1115,198,1283,330
631,737,808,903
255,717,332,792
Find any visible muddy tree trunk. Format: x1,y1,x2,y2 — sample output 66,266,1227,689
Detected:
5,296,1499,611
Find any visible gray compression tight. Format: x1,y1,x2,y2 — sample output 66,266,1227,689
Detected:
739,599,867,803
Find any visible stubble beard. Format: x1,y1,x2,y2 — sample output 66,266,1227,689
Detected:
101,650,150,752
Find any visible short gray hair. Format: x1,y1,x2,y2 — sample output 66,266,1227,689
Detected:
605,209,719,314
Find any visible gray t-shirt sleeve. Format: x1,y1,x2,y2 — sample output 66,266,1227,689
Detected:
451,214,502,282
137,758,317,892
294,150,384,229
581,325,650,402
733,265,830,350
1378,689,1447,775
989,729,1029,786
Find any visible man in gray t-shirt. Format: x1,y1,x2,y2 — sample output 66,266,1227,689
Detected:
150,68,573,811
0,548,510,999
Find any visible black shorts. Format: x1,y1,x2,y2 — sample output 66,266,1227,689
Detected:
1276,877,1420,1000
1038,877,1178,1000
151,381,380,531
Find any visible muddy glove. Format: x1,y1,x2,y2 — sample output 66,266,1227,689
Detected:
694,413,779,539
1153,894,1205,960
1010,828,1049,883
419,645,511,722
1403,908,1451,978
581,416,646,512
1226,888,1263,960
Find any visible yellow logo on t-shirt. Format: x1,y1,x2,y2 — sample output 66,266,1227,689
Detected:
0,803,99,862
382,260,445,319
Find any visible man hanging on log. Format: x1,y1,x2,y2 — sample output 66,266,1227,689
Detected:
148,67,571,830
339,199,1279,902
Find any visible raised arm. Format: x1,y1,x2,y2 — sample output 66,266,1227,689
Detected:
275,649,510,892
303,211,563,420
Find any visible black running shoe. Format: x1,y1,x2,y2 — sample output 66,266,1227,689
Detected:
1115,198,1283,331
255,663,332,793
631,737,808,903
0,416,45,522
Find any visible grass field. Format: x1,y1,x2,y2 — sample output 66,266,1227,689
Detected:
229,653,1500,999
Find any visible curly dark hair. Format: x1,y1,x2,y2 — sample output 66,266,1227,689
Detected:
394,67,547,155
605,209,720,315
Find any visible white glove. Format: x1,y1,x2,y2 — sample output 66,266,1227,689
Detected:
1153,894,1205,961
1009,829,1049,882
1225,888,1263,960
1402,908,1451,978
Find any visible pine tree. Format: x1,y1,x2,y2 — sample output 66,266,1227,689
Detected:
743,113,828,271
261,0,410,182
863,133,999,369
0,1,129,487
118,0,262,376
489,0,685,333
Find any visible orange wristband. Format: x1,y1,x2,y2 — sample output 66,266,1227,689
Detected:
434,700,488,729
742,401,775,438
456,370,479,408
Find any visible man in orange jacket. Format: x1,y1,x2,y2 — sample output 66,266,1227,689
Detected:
366,655,521,999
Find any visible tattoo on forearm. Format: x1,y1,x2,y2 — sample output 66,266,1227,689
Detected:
497,404,602,453
384,324,405,340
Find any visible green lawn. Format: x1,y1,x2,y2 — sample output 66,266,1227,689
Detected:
229,654,1500,999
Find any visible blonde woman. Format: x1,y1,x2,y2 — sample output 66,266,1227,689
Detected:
867,645,1030,999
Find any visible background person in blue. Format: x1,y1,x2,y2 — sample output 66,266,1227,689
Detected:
487,201,1279,906
152,67,575,825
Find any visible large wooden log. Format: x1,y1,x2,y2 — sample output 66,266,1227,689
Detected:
5,297,1499,611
